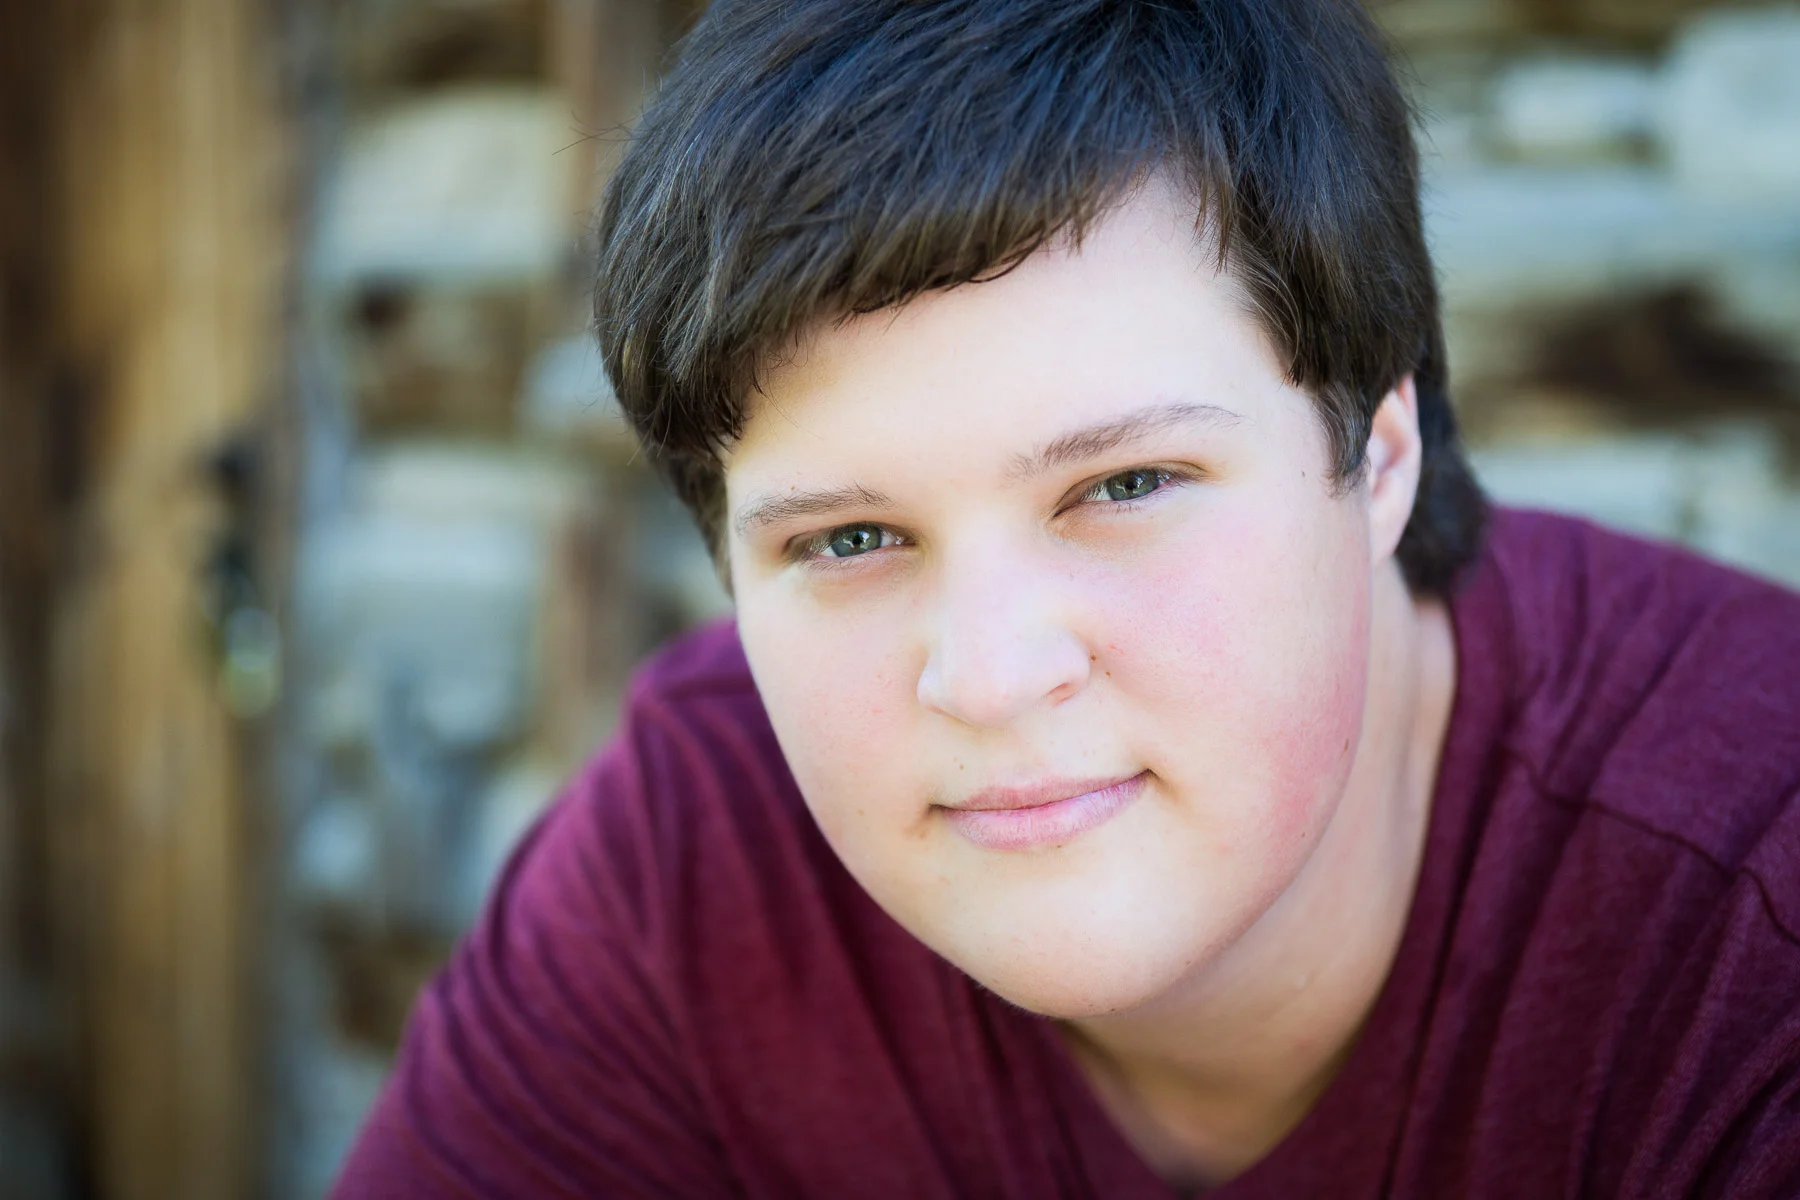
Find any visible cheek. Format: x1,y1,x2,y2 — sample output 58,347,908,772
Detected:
1097,496,1371,842
736,597,919,842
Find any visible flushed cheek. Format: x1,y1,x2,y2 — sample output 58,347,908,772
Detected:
1093,517,1369,854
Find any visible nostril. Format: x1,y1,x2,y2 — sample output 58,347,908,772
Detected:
917,627,1094,728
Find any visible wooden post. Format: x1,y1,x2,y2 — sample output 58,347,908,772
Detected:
44,0,287,1196
548,0,666,217
1,1,70,1195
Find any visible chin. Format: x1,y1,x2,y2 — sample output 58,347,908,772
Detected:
927,893,1233,1021
913,833,1317,1022
960,940,1203,1020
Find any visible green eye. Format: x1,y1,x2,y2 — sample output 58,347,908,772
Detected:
1102,469,1162,502
825,525,886,558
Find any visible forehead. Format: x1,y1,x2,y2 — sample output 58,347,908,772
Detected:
726,181,1298,476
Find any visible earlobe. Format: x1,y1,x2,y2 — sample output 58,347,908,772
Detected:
1366,375,1423,564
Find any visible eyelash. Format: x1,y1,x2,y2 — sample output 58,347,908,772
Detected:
786,524,906,567
1071,466,1185,508
786,465,1193,567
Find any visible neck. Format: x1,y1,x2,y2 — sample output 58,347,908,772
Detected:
1060,565,1458,1189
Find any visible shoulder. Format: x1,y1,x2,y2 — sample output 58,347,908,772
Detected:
603,616,776,811
546,618,840,943
628,616,759,702
1400,512,1800,1196
1474,508,1800,911
333,621,878,1196
331,622,784,1196
554,617,903,994
600,619,792,824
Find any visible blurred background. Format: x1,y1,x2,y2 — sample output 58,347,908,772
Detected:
0,0,1796,1196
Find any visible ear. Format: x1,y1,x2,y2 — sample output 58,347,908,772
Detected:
1365,375,1423,566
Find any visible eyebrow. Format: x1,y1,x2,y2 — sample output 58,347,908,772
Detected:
1009,401,1244,480
733,483,895,537
730,401,1243,538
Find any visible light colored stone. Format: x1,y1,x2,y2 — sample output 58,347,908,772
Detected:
1701,493,1800,590
1424,159,1800,316
1415,105,1488,169
456,758,565,927
1472,424,1800,589
293,444,624,930
312,514,539,646
313,87,575,286
1658,8,1800,204
291,794,379,912
521,334,636,453
1471,436,1693,541
1683,425,1800,588
1489,58,1656,163
1404,51,1499,168
1426,167,1693,312
308,670,377,755
409,639,530,750
299,447,600,757
358,441,596,527
287,1037,392,1200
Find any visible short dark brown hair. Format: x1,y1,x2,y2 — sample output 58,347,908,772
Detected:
593,0,1487,593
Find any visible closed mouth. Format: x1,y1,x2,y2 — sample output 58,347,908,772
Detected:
937,771,1148,851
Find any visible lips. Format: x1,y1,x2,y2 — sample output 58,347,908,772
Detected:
938,771,1147,851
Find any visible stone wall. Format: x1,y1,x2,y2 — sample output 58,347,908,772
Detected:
273,3,720,1194
1385,0,1800,586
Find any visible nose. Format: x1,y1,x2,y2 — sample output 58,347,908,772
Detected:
916,550,1092,729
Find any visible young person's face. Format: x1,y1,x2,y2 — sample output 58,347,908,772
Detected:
725,183,1419,1019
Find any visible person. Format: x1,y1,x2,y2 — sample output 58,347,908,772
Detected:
334,0,1800,1195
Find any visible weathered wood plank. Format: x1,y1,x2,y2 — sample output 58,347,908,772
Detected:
44,0,288,1195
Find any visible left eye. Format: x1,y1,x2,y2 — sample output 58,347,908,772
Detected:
816,524,895,558
1092,468,1167,503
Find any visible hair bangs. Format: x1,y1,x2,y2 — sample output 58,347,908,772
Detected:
594,0,1489,591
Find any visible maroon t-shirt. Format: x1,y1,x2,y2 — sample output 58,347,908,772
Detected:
336,509,1800,1198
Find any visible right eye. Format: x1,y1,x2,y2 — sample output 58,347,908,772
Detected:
805,523,900,560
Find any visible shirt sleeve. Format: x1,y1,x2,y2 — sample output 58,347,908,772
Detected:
1629,886,1800,1200
1694,1067,1800,1200
331,720,736,1199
